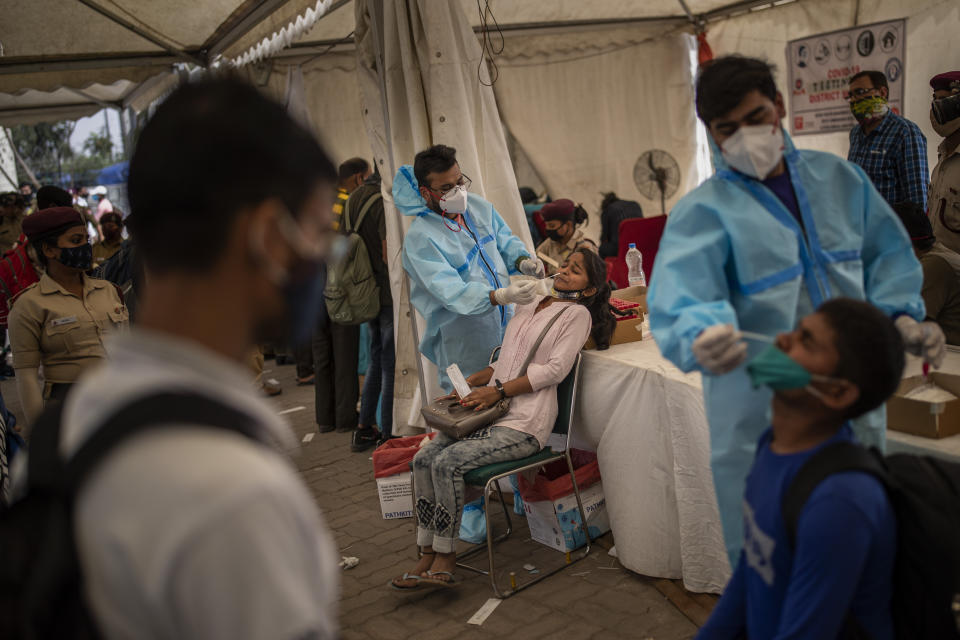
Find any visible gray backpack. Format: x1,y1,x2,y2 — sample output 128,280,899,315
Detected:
324,192,382,325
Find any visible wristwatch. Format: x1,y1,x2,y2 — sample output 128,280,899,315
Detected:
494,379,506,400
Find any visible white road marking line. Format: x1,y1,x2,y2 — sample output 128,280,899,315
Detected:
467,598,502,625
279,406,307,416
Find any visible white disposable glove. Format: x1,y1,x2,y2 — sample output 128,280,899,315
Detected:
518,257,546,278
533,277,554,297
494,279,538,305
692,324,748,375
895,316,946,368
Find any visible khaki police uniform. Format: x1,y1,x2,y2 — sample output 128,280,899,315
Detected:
930,133,960,254
535,228,598,275
92,238,123,267
9,273,128,396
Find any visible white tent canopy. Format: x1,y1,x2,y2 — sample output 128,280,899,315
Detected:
0,1,797,127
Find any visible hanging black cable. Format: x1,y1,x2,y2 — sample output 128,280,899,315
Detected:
476,0,505,87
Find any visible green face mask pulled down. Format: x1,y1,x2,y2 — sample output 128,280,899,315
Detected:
746,344,840,394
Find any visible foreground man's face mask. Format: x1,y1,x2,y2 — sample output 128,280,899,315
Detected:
256,209,328,345
746,343,842,401
720,124,785,179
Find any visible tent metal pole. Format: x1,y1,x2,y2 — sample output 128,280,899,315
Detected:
66,87,118,111
4,129,40,189
676,0,698,25
489,16,689,32
117,108,129,159
368,2,429,408
702,0,799,22
73,0,206,66
0,54,180,76
0,152,17,192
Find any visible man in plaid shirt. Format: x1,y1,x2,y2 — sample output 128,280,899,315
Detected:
847,70,929,209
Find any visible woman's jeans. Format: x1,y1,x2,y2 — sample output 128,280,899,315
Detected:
359,305,394,437
413,426,540,553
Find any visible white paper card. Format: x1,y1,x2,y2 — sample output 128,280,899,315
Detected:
446,363,472,399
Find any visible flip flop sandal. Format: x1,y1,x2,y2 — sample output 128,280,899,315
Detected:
420,570,459,588
389,572,423,591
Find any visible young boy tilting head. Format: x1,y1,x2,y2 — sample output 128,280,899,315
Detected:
698,298,903,640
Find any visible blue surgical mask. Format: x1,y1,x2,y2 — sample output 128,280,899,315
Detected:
746,344,840,400
255,210,328,345
57,244,93,270
284,261,326,345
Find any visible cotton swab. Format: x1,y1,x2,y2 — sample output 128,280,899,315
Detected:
739,330,775,343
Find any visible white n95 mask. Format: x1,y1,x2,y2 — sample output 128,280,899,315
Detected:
721,124,785,179
439,185,468,216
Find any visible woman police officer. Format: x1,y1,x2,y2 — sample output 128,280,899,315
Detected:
9,206,128,427
535,199,598,276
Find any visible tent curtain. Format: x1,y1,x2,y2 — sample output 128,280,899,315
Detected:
708,0,960,172
354,0,535,433
493,33,703,238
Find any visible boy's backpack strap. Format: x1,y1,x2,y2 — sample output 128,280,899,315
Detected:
782,442,888,549
27,392,259,497
64,393,259,494
15,393,259,640
26,400,69,492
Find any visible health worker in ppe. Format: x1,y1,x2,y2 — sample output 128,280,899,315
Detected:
647,56,943,567
396,144,544,391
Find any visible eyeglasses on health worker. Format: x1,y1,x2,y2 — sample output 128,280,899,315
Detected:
646,56,943,567
396,145,544,392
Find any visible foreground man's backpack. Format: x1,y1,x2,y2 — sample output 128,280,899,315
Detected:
784,443,960,639
0,393,256,639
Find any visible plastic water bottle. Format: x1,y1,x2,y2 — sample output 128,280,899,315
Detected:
625,243,646,287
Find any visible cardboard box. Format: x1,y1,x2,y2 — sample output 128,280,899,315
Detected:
523,482,610,552
585,286,646,349
377,472,413,519
886,373,960,439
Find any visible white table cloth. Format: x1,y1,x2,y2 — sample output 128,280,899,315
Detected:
572,327,730,594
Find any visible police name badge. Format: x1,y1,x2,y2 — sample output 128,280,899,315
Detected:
50,316,78,327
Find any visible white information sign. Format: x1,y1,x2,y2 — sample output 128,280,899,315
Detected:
787,19,906,135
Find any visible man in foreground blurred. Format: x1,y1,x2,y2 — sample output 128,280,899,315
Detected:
56,79,340,639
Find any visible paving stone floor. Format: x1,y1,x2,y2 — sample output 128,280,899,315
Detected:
2,357,714,639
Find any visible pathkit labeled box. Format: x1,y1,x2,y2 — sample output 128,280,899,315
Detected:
585,285,646,349
886,372,960,439
377,472,413,520
523,482,611,552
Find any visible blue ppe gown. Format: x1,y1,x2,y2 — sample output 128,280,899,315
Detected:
647,130,925,567
395,165,531,390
